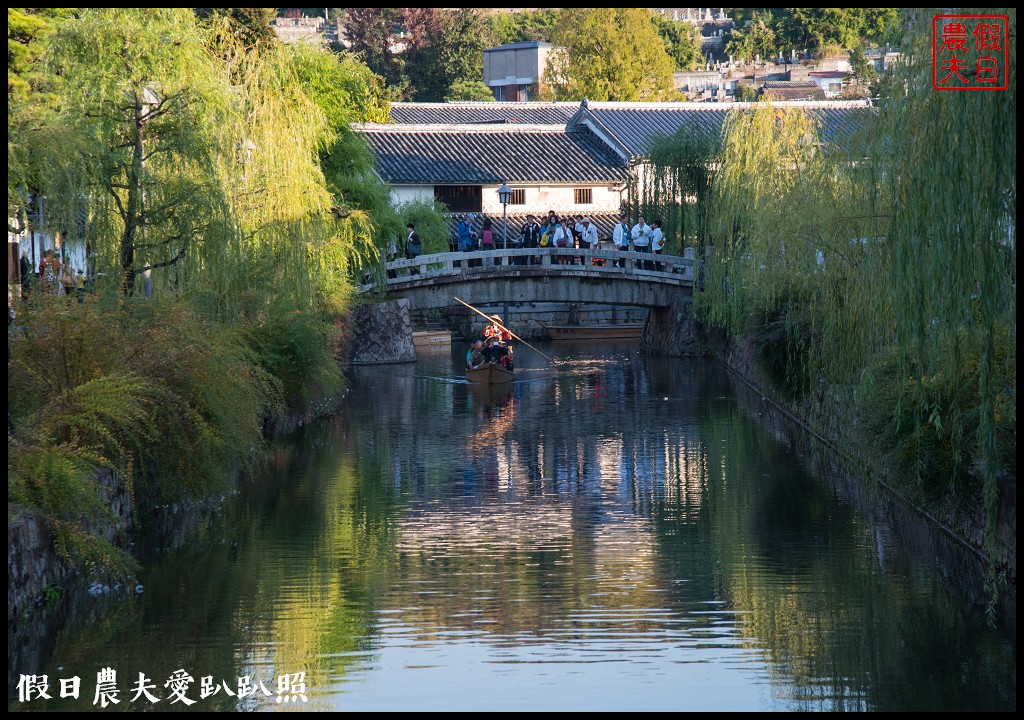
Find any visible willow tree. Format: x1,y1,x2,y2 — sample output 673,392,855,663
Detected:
851,9,1016,600
658,10,1015,604
695,104,851,344
543,8,677,101
643,125,721,257
39,8,238,297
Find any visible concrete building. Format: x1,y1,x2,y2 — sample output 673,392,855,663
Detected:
483,41,553,102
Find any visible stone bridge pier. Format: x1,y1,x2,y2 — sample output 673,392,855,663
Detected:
641,292,707,358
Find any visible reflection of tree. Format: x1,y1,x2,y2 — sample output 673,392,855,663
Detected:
22,345,1014,711
647,391,1016,711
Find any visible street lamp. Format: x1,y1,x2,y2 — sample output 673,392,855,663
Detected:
497,182,512,251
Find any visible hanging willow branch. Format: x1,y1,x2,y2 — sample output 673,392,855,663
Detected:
644,14,1015,611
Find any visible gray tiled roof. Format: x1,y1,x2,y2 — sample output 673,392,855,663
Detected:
390,102,577,126
355,124,629,185
571,101,875,156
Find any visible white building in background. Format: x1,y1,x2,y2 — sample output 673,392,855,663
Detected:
807,71,848,98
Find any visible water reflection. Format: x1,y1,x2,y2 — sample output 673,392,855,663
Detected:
12,342,1015,712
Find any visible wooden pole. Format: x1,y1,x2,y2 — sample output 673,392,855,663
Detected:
452,295,554,363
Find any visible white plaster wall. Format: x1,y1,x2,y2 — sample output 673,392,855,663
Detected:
391,184,625,215
483,185,623,215
391,186,434,206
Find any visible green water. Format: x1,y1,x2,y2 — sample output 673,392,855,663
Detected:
10,342,1016,711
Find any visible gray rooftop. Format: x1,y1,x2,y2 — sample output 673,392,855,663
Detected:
390,102,577,126
568,100,876,156
355,123,629,185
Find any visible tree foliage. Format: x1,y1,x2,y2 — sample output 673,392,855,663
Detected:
446,79,496,101
724,10,778,61
726,8,902,60
651,13,704,71
646,7,1015,603
544,8,677,101
8,8,400,579
404,8,488,102
43,8,235,296
485,9,560,45
8,9,77,226
343,8,487,102
343,8,407,94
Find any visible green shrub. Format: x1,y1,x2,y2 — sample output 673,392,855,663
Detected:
8,294,279,577
750,306,816,401
857,331,1016,496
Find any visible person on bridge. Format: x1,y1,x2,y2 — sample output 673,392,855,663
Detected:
553,217,573,265
385,237,399,279
457,214,477,269
405,223,422,275
480,217,495,266
613,212,631,267
650,219,665,272
580,216,602,266
521,214,541,266
631,215,652,270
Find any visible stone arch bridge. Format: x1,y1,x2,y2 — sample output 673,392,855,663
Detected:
356,247,704,358
361,247,695,309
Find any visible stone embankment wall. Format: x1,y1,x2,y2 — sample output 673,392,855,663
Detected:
8,469,133,623
349,298,417,365
641,293,708,357
713,330,1016,589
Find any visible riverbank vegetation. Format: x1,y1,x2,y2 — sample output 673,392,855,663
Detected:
642,9,1015,602
6,8,402,579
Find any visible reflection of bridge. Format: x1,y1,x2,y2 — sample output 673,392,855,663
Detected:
360,247,695,312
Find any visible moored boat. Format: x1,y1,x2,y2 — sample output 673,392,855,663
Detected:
412,330,452,349
466,362,515,384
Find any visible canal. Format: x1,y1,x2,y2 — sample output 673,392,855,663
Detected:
10,341,1016,711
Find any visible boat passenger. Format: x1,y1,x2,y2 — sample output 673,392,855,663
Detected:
481,337,500,364
466,339,483,369
498,344,514,372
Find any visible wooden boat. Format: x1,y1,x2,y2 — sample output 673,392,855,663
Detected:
466,362,515,384
545,324,644,340
412,330,452,349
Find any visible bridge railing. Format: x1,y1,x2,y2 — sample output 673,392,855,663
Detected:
361,246,697,292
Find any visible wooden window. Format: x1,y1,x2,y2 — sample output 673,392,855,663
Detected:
434,185,482,213
574,188,593,205
510,188,526,205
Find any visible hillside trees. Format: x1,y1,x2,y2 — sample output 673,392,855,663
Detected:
544,8,676,101
344,7,488,102
725,8,902,60
485,8,559,45
404,8,488,102
651,13,703,71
